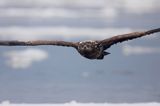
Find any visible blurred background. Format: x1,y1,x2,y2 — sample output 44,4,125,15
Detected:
0,0,160,103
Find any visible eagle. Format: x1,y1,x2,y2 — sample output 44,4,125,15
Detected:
0,28,160,60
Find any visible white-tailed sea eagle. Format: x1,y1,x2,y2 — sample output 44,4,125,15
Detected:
0,28,160,59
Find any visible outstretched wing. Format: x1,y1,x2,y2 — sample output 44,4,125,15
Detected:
99,28,160,50
0,40,78,48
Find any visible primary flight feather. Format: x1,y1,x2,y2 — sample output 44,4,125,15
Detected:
0,28,160,60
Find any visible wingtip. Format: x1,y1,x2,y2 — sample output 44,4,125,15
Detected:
145,28,160,35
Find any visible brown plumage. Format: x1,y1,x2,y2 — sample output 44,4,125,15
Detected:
0,28,160,59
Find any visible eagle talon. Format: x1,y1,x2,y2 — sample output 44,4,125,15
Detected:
103,51,110,56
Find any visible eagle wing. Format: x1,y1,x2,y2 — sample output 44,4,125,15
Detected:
0,40,78,49
99,28,160,50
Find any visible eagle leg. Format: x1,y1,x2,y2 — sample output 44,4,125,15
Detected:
97,51,110,59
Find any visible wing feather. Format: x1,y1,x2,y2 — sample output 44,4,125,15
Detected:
0,40,78,48
99,28,160,49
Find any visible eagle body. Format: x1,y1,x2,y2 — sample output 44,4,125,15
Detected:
77,40,110,59
0,28,160,60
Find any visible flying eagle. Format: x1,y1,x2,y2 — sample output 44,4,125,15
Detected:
0,28,160,60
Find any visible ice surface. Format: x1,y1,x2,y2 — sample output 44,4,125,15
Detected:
0,101,159,106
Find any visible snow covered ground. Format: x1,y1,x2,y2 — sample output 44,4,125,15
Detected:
0,101,160,106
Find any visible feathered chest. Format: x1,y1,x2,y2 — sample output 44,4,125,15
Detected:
77,40,103,59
